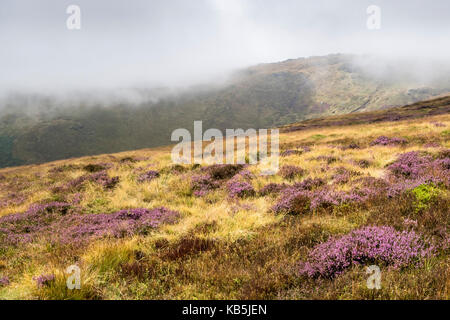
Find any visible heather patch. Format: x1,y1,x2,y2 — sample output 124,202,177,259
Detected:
272,190,310,215
0,192,27,209
191,165,247,197
202,164,244,180
89,171,120,189
161,164,188,175
331,167,360,185
0,276,9,287
279,165,305,180
387,151,449,186
33,274,55,288
272,150,447,214
424,142,441,148
436,149,450,160
355,159,371,168
387,151,432,179
381,151,450,197
190,174,220,197
0,204,180,247
293,178,325,191
281,149,303,157
371,136,407,146
272,182,380,214
137,170,160,183
299,145,312,152
299,226,434,279
226,170,256,199
259,183,288,196
314,155,338,164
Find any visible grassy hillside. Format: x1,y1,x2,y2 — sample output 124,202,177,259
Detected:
1,54,449,168
0,98,448,299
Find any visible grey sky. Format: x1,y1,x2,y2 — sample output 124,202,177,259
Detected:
0,0,449,92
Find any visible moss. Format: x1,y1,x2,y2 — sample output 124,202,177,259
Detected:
411,184,440,213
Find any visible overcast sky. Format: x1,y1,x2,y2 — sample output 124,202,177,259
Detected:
0,0,449,93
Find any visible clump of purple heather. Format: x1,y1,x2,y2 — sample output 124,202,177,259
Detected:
403,218,418,229
436,148,450,159
331,167,360,185
137,170,160,183
299,226,434,279
424,142,441,148
342,143,360,150
259,183,288,196
308,188,343,209
71,193,83,205
237,169,255,180
0,205,180,247
434,157,450,170
293,178,325,191
388,151,432,179
89,171,120,189
271,146,449,212
33,274,55,287
0,192,27,209
315,155,338,164
279,165,305,180
53,170,119,193
386,175,443,198
202,164,244,180
272,182,380,213
0,276,10,287
191,174,220,197
381,150,450,196
371,136,407,146
281,149,303,157
28,202,71,215
333,173,350,184
355,159,372,168
227,175,255,199
299,145,312,152
191,164,248,197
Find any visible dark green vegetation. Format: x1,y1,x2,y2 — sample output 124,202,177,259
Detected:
1,54,449,168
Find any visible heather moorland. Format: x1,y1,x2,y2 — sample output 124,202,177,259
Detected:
0,97,449,300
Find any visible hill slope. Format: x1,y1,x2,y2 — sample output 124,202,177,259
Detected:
1,54,449,168
0,97,449,299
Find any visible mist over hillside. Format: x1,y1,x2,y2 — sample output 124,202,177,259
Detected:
1,54,449,168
